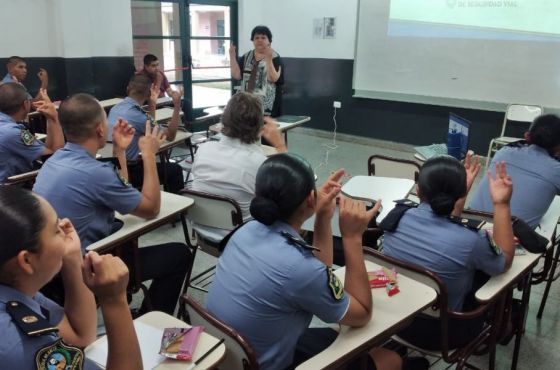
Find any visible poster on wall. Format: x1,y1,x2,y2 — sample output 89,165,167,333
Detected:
313,17,336,39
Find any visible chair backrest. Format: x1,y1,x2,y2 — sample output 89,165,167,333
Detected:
501,104,543,137
181,189,243,230
367,155,420,182
183,295,259,370
363,247,498,362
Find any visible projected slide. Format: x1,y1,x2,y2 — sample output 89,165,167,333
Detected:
389,0,560,41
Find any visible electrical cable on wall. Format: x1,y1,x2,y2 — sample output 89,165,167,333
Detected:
314,105,339,172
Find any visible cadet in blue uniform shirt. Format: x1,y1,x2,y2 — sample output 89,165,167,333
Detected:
2,56,49,100
0,83,64,182
34,93,190,315
0,186,142,370
469,114,560,228
108,74,184,193
207,153,401,370
382,155,515,350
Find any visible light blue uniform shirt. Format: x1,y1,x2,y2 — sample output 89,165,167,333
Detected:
1,75,33,99
33,142,142,249
206,221,350,370
469,145,560,228
382,203,505,311
0,112,44,182
107,97,162,161
0,285,100,370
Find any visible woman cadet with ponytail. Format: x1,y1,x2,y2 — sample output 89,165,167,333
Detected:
381,154,516,351
206,153,403,370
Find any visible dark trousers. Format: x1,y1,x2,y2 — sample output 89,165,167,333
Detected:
289,328,377,370
128,161,184,194
121,242,191,315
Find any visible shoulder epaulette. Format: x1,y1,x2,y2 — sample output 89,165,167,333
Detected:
378,199,418,232
447,216,485,231
6,301,58,337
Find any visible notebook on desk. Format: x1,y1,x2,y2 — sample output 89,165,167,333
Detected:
414,113,471,161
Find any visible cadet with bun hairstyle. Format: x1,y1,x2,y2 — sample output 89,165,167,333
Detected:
381,154,515,350
206,153,401,370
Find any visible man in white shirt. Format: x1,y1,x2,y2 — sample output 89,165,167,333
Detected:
191,92,287,235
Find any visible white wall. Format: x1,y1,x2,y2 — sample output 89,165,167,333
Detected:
0,0,133,58
238,0,358,59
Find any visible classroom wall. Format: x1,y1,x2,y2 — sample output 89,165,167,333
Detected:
0,0,134,100
239,0,504,153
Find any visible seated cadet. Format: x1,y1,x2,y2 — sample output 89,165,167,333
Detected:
381,155,515,350
469,114,560,228
2,56,49,100
206,153,401,370
108,74,184,194
0,186,142,370
33,93,190,315
191,91,287,231
0,83,64,182
136,53,173,98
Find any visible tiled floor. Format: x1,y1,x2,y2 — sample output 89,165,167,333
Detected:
134,127,559,369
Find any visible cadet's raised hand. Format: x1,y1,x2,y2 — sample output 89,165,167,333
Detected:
316,169,344,220
59,218,81,260
149,83,159,105
138,120,165,156
112,118,135,151
170,89,181,107
229,43,237,58
261,117,286,152
37,68,48,84
488,161,513,205
82,251,129,304
339,196,381,241
33,100,58,121
464,151,481,192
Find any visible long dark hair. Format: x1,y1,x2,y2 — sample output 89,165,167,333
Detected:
0,187,45,270
417,156,466,216
250,153,315,225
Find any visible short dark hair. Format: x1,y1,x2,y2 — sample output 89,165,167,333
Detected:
221,92,263,144
418,156,467,216
143,54,159,66
527,114,560,155
0,82,28,115
0,187,45,283
6,56,26,67
250,153,316,225
127,74,152,98
58,93,105,143
251,25,272,42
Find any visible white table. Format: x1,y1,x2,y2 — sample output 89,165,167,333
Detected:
303,176,415,236
296,260,437,369
87,192,194,253
99,98,124,110
341,176,415,222
155,107,184,124
209,116,310,135
85,311,225,370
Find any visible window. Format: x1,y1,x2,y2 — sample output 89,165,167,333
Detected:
130,0,238,115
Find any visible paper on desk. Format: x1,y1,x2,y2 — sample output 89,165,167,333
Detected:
86,321,166,369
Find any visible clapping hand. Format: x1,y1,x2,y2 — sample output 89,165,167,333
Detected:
112,118,135,151
488,161,513,206
315,169,344,220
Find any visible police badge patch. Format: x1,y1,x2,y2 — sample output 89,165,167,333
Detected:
327,266,344,300
21,129,35,146
35,339,84,370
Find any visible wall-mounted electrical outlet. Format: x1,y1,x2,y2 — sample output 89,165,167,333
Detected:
333,101,341,108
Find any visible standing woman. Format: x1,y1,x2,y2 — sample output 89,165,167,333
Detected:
229,25,284,117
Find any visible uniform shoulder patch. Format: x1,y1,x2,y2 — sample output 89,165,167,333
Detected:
21,129,35,146
118,174,130,187
327,266,344,300
35,338,84,370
